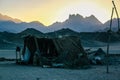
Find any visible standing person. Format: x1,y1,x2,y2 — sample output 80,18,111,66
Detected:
16,46,21,63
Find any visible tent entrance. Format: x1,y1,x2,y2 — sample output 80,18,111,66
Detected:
37,38,59,58
34,38,59,66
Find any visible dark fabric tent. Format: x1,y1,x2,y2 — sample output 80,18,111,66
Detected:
22,35,89,68
95,48,106,56
88,48,106,64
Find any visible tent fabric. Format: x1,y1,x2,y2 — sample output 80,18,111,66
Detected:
95,48,106,56
22,35,89,68
53,36,86,63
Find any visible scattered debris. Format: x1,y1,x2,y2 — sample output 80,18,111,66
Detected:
87,48,106,65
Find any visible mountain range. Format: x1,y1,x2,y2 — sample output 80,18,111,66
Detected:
0,13,22,23
0,13,119,33
1,27,120,49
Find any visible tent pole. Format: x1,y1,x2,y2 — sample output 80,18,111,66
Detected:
112,1,120,31
106,31,111,73
110,7,114,30
106,7,114,73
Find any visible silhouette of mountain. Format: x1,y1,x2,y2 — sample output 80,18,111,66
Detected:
65,14,103,32
103,18,120,32
0,28,44,49
0,21,46,33
0,13,22,23
0,31,20,49
18,28,44,37
46,28,79,37
48,14,103,32
1,27,120,49
0,13,107,33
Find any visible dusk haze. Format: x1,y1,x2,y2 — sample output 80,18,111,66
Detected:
0,0,120,26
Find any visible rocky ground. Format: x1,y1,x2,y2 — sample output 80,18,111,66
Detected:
0,61,120,80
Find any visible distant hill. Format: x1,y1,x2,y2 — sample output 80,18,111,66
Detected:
46,28,79,37
0,28,44,49
0,28,120,49
79,32,120,42
103,18,120,32
18,28,44,37
0,31,19,49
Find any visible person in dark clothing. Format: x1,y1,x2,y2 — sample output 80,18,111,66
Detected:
16,46,21,52
16,46,21,63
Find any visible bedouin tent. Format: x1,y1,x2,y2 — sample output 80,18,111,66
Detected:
22,35,89,68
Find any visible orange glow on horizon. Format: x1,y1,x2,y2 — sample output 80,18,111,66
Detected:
0,0,120,26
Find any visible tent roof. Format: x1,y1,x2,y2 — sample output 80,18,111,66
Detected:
24,35,85,54
95,48,106,55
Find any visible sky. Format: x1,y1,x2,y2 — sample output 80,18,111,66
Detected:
0,0,120,26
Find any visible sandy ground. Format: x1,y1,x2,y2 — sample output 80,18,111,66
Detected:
0,61,120,80
0,44,120,80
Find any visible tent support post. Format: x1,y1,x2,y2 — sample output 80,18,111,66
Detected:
106,7,114,74
106,32,110,73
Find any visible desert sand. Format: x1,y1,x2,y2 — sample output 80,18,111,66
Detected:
0,61,120,80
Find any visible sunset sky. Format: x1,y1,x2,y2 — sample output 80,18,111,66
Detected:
0,0,120,26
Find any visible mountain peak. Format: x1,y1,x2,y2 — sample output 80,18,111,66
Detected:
69,14,83,20
85,15,102,24
30,21,41,24
85,15,97,19
19,28,43,35
89,15,96,18
0,13,22,23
